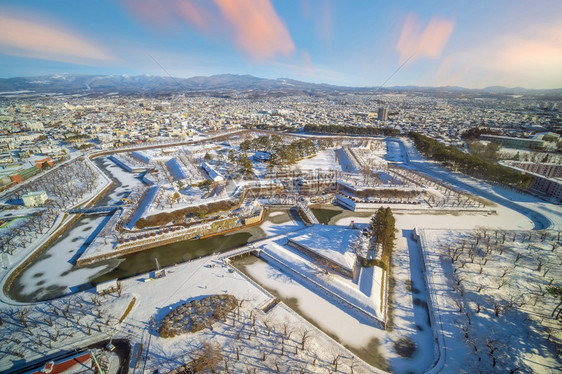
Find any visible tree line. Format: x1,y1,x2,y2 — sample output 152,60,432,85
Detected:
408,132,533,189
304,124,400,137
239,135,319,166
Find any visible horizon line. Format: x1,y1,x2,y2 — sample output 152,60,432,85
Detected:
1,72,562,92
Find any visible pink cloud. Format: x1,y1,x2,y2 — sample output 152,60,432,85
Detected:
212,0,295,60
0,13,115,64
435,23,562,88
121,0,295,61
120,0,177,29
120,0,216,33
175,1,211,33
396,14,455,64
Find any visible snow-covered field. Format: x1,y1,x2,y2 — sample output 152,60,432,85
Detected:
0,252,380,373
421,229,562,372
240,226,434,373
298,149,341,171
2,134,561,374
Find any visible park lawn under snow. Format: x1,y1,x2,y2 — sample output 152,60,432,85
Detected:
241,236,437,374
242,259,387,356
421,229,562,373
297,149,341,171
3,252,377,373
109,256,376,374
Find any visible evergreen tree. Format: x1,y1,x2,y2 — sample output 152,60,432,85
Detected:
369,207,395,266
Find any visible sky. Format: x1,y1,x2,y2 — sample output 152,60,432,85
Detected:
0,0,561,89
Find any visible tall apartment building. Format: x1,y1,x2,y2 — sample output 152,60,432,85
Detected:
377,107,388,121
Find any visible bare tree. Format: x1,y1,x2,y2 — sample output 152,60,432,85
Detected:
300,329,312,350
496,278,508,290
191,340,223,374
332,353,342,372
536,255,544,272
17,308,30,329
486,339,499,367
492,301,502,317
452,296,464,313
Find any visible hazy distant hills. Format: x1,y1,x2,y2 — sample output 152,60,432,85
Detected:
0,73,560,96
0,74,334,95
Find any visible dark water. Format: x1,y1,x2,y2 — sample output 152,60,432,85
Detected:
93,231,255,284
311,207,343,224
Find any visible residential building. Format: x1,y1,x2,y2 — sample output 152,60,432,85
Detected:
22,190,48,207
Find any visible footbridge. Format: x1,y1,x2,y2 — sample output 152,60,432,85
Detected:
297,201,320,224
221,246,261,260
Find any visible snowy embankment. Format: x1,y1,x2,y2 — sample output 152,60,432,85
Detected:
259,241,384,324
131,150,151,164
397,138,561,230
125,185,159,230
108,154,145,173
166,158,189,181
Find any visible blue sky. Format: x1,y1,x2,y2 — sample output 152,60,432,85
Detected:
0,0,561,88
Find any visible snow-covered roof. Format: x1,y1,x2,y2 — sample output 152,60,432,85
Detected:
288,225,357,272
202,161,224,182
131,150,151,164
166,158,188,180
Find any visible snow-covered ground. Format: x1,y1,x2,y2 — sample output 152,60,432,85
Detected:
297,149,341,171
2,133,561,373
240,232,433,373
394,138,561,230
4,157,145,302
421,229,562,372
0,251,381,373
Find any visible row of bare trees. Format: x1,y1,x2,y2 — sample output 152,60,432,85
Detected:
441,228,562,372
0,292,120,361
391,166,484,208
1,159,104,256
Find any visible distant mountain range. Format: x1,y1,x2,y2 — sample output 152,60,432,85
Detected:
0,73,560,96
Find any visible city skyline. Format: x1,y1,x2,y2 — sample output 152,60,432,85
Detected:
0,0,561,89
